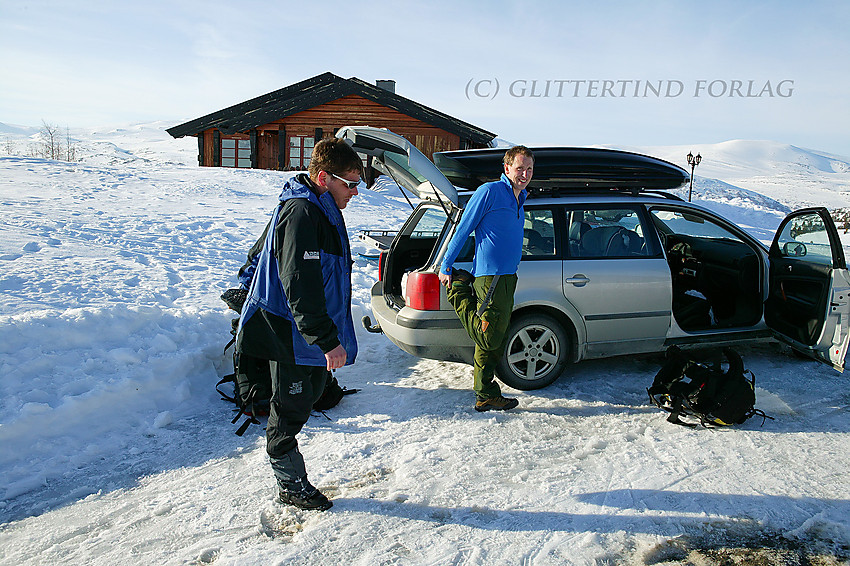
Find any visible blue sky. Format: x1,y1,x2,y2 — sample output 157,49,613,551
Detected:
2,0,849,156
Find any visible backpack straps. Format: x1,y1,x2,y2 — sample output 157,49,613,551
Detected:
216,373,237,404
216,325,240,403
223,335,236,355
231,384,262,436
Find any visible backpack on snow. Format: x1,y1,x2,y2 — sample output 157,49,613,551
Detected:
217,288,358,435
647,346,772,428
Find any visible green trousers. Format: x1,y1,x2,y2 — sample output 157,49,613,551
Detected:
446,274,518,399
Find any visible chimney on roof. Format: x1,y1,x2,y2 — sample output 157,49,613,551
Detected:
376,79,396,94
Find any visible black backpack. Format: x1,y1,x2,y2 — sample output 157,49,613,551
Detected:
647,346,772,428
217,288,358,435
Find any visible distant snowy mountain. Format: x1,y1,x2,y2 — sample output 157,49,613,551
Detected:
607,140,850,211
0,121,198,167
703,140,850,176
0,122,38,136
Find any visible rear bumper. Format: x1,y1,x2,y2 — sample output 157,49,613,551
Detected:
368,281,474,364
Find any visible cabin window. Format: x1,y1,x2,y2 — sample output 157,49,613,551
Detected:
289,136,314,169
221,138,251,168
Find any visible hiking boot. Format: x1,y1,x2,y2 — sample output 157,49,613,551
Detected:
451,268,474,286
277,478,332,511
474,395,519,412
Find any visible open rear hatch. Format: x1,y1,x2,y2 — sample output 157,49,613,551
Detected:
337,126,459,309
336,126,458,205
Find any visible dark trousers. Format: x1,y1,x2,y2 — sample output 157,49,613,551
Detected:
446,274,518,399
266,361,329,486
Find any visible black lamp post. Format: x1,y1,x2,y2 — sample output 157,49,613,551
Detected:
686,151,701,202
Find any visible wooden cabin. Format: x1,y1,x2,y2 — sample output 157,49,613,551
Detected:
166,72,496,172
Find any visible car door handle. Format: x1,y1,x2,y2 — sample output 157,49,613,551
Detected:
565,274,590,287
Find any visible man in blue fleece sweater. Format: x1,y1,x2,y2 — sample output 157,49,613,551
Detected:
438,146,534,411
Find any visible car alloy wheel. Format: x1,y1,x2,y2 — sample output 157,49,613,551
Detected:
497,313,571,390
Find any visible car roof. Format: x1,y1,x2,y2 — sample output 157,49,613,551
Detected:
505,191,688,207
452,190,689,209
434,147,690,192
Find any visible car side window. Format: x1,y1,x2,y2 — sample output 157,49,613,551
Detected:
523,208,557,257
775,212,834,266
568,208,650,258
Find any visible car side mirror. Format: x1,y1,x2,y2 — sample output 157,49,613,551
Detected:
783,241,807,257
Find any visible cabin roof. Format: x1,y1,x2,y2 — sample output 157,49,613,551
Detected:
166,72,496,144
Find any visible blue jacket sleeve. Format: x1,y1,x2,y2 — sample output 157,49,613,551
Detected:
440,187,490,275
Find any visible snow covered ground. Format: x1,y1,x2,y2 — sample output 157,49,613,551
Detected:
1,123,849,565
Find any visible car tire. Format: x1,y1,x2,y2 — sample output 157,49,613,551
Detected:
496,313,571,391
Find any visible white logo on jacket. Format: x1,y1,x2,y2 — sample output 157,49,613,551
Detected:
289,381,303,395
303,251,320,260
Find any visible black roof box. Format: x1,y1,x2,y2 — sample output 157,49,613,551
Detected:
433,147,689,191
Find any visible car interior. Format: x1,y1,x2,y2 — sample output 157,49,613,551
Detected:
523,210,556,256
567,209,649,258
381,206,449,303
649,208,763,331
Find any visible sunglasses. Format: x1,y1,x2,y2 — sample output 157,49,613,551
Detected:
329,172,361,190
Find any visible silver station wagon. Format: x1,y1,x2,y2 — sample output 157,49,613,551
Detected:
338,126,850,390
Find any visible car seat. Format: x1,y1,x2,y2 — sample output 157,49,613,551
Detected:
580,226,643,257
569,221,591,255
523,228,548,255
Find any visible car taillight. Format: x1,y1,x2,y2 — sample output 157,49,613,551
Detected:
405,272,441,310
377,252,387,282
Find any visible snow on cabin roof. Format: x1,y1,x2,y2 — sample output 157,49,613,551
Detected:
166,72,496,144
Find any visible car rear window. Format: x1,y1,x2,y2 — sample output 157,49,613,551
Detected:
409,207,447,239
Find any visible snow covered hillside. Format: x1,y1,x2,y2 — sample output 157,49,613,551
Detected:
0,124,849,565
610,140,850,211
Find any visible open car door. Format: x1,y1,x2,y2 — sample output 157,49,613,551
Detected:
335,126,458,207
765,207,850,371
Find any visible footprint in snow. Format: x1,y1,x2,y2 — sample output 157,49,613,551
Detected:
23,241,41,252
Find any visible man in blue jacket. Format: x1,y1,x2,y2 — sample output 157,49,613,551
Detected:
438,146,534,412
236,138,361,510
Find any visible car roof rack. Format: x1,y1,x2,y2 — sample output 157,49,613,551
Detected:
525,185,684,200
456,185,685,202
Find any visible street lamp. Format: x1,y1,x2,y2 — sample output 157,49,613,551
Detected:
687,151,701,202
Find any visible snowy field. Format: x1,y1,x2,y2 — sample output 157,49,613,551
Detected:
1,123,849,565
